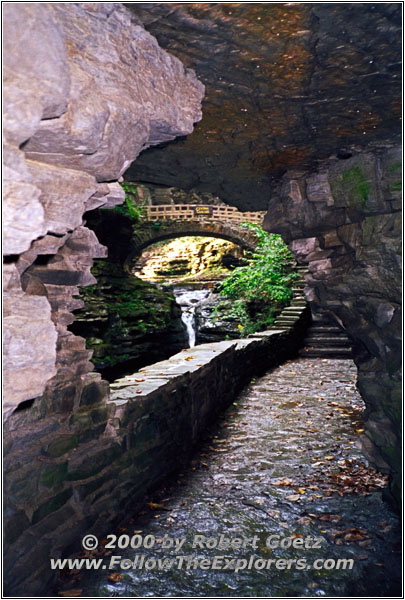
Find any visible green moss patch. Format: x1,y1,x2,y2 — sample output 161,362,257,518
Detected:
331,166,371,207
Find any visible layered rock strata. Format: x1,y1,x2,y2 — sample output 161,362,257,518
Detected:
264,147,402,503
70,211,188,379
3,2,203,593
3,2,203,415
125,3,401,209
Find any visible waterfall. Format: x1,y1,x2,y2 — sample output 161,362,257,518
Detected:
172,287,210,348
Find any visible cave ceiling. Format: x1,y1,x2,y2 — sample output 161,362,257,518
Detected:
125,3,402,210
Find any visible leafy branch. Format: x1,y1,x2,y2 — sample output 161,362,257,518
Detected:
213,223,298,336
113,182,146,222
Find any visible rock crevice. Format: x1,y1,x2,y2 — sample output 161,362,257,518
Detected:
3,2,203,416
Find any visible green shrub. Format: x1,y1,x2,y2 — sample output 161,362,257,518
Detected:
214,224,298,336
113,182,146,222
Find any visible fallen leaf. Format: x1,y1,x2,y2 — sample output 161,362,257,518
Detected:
318,514,342,522
108,573,122,583
297,517,313,525
286,494,301,502
273,478,295,487
344,532,365,542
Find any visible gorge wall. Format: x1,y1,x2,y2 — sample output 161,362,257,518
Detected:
2,2,402,595
70,210,188,380
264,148,402,502
3,3,203,594
3,2,203,416
124,3,402,504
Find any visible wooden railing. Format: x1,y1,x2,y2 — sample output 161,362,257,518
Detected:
145,205,265,224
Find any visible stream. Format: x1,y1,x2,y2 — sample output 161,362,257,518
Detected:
58,358,401,597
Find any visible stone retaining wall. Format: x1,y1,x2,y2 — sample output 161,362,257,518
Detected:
4,307,309,596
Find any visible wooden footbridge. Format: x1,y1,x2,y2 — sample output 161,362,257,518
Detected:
125,205,266,266
145,204,266,225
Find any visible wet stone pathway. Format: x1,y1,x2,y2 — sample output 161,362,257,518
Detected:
61,358,401,597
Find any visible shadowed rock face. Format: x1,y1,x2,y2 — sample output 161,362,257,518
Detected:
125,3,401,210
3,4,203,594
3,2,203,415
125,2,402,505
264,147,402,504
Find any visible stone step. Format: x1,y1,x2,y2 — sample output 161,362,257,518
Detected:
274,319,297,326
308,328,350,336
284,305,306,310
304,336,351,346
311,318,338,326
300,346,352,358
309,326,344,334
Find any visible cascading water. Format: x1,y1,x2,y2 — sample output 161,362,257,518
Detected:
172,287,210,348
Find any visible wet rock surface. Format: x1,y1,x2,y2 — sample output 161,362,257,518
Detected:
125,3,401,210
195,293,241,343
265,147,402,504
62,358,400,597
70,260,187,382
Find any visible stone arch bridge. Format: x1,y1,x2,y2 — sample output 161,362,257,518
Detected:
126,204,266,267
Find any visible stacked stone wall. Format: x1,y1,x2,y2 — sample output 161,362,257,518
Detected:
4,308,309,596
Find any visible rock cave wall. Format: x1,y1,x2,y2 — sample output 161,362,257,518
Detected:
69,210,188,380
3,2,203,416
122,2,402,505
124,3,401,210
263,147,402,502
3,4,203,594
2,2,402,594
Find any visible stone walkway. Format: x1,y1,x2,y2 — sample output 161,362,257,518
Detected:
59,358,401,598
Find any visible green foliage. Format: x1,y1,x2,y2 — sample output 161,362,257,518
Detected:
214,224,298,336
340,167,370,205
388,161,402,173
113,182,146,222
331,166,371,207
